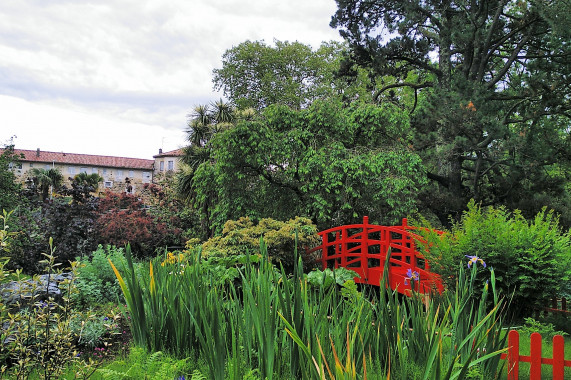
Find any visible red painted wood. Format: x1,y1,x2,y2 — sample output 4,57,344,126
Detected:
553,334,565,380
500,331,570,379
307,216,444,295
530,332,542,379
507,330,520,380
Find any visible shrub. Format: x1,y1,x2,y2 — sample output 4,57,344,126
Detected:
0,241,101,379
70,312,122,350
72,245,127,307
421,200,571,317
38,189,99,263
519,317,568,340
94,191,184,258
4,207,50,273
194,216,320,271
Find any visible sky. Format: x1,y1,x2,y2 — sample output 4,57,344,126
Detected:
0,0,343,159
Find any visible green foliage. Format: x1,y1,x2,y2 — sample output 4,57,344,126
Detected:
213,40,371,111
142,178,199,243
29,168,64,202
69,310,123,351
421,201,571,317
73,245,126,307
0,237,102,379
519,317,568,340
332,0,571,224
112,233,509,379
306,267,358,289
194,100,427,232
73,172,103,189
96,346,191,380
197,216,319,271
0,144,23,212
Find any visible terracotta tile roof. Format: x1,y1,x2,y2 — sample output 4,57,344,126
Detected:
9,149,154,170
153,148,184,158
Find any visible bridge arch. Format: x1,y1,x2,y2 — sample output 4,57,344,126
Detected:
306,216,444,295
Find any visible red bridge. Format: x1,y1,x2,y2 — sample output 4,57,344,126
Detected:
307,216,444,295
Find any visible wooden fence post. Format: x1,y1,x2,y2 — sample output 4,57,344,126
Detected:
553,334,565,380
530,332,542,379
507,330,519,380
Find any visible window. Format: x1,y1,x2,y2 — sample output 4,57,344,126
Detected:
80,167,88,173
103,168,107,176
159,161,164,171
142,172,151,183
29,163,34,168
117,170,123,177
92,168,98,174
104,181,113,188
129,170,134,177
68,166,76,175
44,164,51,170
167,160,174,171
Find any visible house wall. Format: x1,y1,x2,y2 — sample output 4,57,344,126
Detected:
14,162,153,195
153,156,182,176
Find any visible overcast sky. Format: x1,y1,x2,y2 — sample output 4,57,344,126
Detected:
0,0,343,159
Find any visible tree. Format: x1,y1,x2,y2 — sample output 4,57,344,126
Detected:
212,40,375,110
0,143,22,211
178,100,245,239
73,172,103,190
331,0,571,223
192,100,427,232
29,168,63,202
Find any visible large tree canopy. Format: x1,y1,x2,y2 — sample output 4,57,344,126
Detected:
212,40,375,110
332,0,571,223
192,100,427,232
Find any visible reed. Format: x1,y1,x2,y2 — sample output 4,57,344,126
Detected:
110,239,509,379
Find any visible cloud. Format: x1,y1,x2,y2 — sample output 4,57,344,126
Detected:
0,0,342,156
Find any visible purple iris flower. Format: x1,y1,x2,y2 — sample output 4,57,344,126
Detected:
465,255,486,268
404,268,420,285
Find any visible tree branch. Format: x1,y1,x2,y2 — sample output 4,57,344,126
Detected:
426,171,449,187
488,33,531,89
374,81,433,101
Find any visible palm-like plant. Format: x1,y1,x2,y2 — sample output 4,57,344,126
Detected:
30,168,63,201
181,100,237,174
178,99,238,238
186,105,214,148
73,172,103,190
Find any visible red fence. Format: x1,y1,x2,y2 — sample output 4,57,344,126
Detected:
535,298,569,319
306,216,443,295
501,330,570,380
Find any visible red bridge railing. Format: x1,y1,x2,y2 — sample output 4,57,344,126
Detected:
306,216,444,295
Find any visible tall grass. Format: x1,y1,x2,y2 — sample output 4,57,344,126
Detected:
110,240,509,379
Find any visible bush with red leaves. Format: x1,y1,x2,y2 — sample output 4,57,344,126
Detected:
93,191,182,258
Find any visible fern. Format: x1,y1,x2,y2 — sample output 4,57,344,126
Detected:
190,369,208,380
96,368,128,379
96,348,191,380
